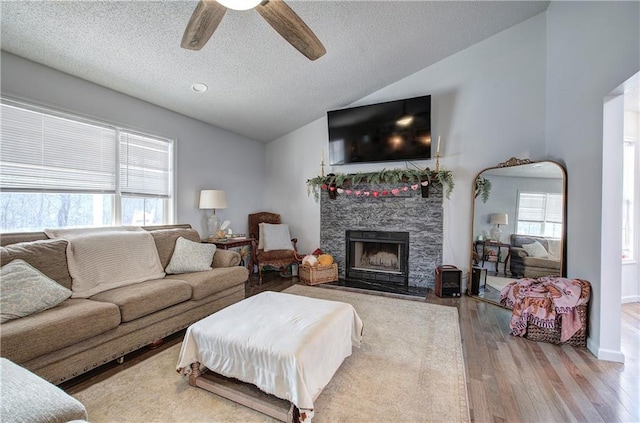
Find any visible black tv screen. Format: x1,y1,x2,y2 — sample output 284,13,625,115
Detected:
327,95,431,166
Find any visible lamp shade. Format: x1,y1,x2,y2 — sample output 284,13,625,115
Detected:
489,213,508,226
199,190,227,209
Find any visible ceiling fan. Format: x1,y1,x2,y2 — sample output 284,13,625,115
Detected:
181,0,326,61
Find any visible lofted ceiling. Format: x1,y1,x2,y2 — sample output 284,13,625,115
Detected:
1,1,549,142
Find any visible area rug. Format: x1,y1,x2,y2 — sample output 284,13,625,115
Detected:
73,284,470,422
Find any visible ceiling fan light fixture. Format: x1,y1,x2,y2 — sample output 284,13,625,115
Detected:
396,115,414,127
216,0,262,11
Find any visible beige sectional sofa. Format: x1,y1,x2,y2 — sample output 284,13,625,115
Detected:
0,224,248,385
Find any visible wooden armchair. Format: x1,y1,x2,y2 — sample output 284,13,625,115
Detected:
248,212,298,284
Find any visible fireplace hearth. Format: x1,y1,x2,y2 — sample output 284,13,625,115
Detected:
346,230,409,285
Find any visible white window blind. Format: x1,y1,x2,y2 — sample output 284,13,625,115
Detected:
517,192,563,237
0,102,117,192
119,132,172,197
518,193,546,221
545,194,563,223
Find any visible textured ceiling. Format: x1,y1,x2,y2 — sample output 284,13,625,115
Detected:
0,1,549,142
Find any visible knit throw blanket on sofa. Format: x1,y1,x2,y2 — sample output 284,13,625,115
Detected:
499,276,588,342
45,228,165,298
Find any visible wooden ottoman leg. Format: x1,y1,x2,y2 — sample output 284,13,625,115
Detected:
189,362,201,387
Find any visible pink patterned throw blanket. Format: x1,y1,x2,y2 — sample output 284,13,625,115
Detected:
500,276,590,342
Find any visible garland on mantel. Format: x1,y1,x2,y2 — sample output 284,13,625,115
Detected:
306,168,454,202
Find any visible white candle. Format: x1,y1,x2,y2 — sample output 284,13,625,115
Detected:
321,148,324,163
437,136,441,155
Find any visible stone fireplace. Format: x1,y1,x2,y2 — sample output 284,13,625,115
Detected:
320,181,443,289
346,230,409,285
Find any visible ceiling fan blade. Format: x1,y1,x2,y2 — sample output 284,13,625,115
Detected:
256,0,326,61
181,0,227,51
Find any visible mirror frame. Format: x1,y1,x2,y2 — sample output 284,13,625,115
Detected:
469,157,567,304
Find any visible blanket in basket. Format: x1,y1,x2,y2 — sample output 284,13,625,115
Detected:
499,276,589,342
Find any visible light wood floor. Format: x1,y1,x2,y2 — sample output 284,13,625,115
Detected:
66,273,640,422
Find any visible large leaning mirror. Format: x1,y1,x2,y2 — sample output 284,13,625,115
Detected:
469,158,567,305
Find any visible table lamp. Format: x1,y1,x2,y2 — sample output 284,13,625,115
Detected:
489,213,508,242
199,190,227,238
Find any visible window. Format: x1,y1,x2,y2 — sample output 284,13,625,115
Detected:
516,192,563,238
0,98,174,232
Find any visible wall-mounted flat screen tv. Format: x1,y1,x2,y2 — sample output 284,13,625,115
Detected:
327,95,431,166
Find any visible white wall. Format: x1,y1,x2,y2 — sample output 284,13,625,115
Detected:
545,1,639,362
266,12,548,273
1,52,266,238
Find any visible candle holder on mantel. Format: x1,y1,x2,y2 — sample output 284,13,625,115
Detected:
435,153,441,173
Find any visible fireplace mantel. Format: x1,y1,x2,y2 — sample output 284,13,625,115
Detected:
307,168,454,202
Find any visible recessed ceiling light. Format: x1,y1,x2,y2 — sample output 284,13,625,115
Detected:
191,83,208,93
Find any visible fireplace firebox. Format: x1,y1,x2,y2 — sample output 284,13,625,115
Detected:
345,230,409,285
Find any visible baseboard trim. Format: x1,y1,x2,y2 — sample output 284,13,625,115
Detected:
621,295,640,304
588,340,626,363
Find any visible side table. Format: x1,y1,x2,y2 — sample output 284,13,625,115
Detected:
202,238,256,278
474,240,511,275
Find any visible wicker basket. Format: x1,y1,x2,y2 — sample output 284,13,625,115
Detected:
526,304,588,347
299,263,338,285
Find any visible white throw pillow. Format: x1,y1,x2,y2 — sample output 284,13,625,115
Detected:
0,259,72,323
262,223,294,252
165,237,217,274
522,241,549,258
258,223,265,250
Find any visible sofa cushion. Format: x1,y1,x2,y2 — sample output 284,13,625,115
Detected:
1,259,72,323
165,266,249,301
547,239,562,260
0,299,121,364
89,278,192,322
522,241,549,258
0,232,48,247
510,234,550,250
165,237,216,274
150,228,201,269
523,256,561,270
0,239,72,289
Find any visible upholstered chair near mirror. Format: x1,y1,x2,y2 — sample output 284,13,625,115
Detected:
469,158,567,305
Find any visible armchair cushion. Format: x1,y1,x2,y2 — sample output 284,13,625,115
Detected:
262,223,294,252
257,249,297,261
